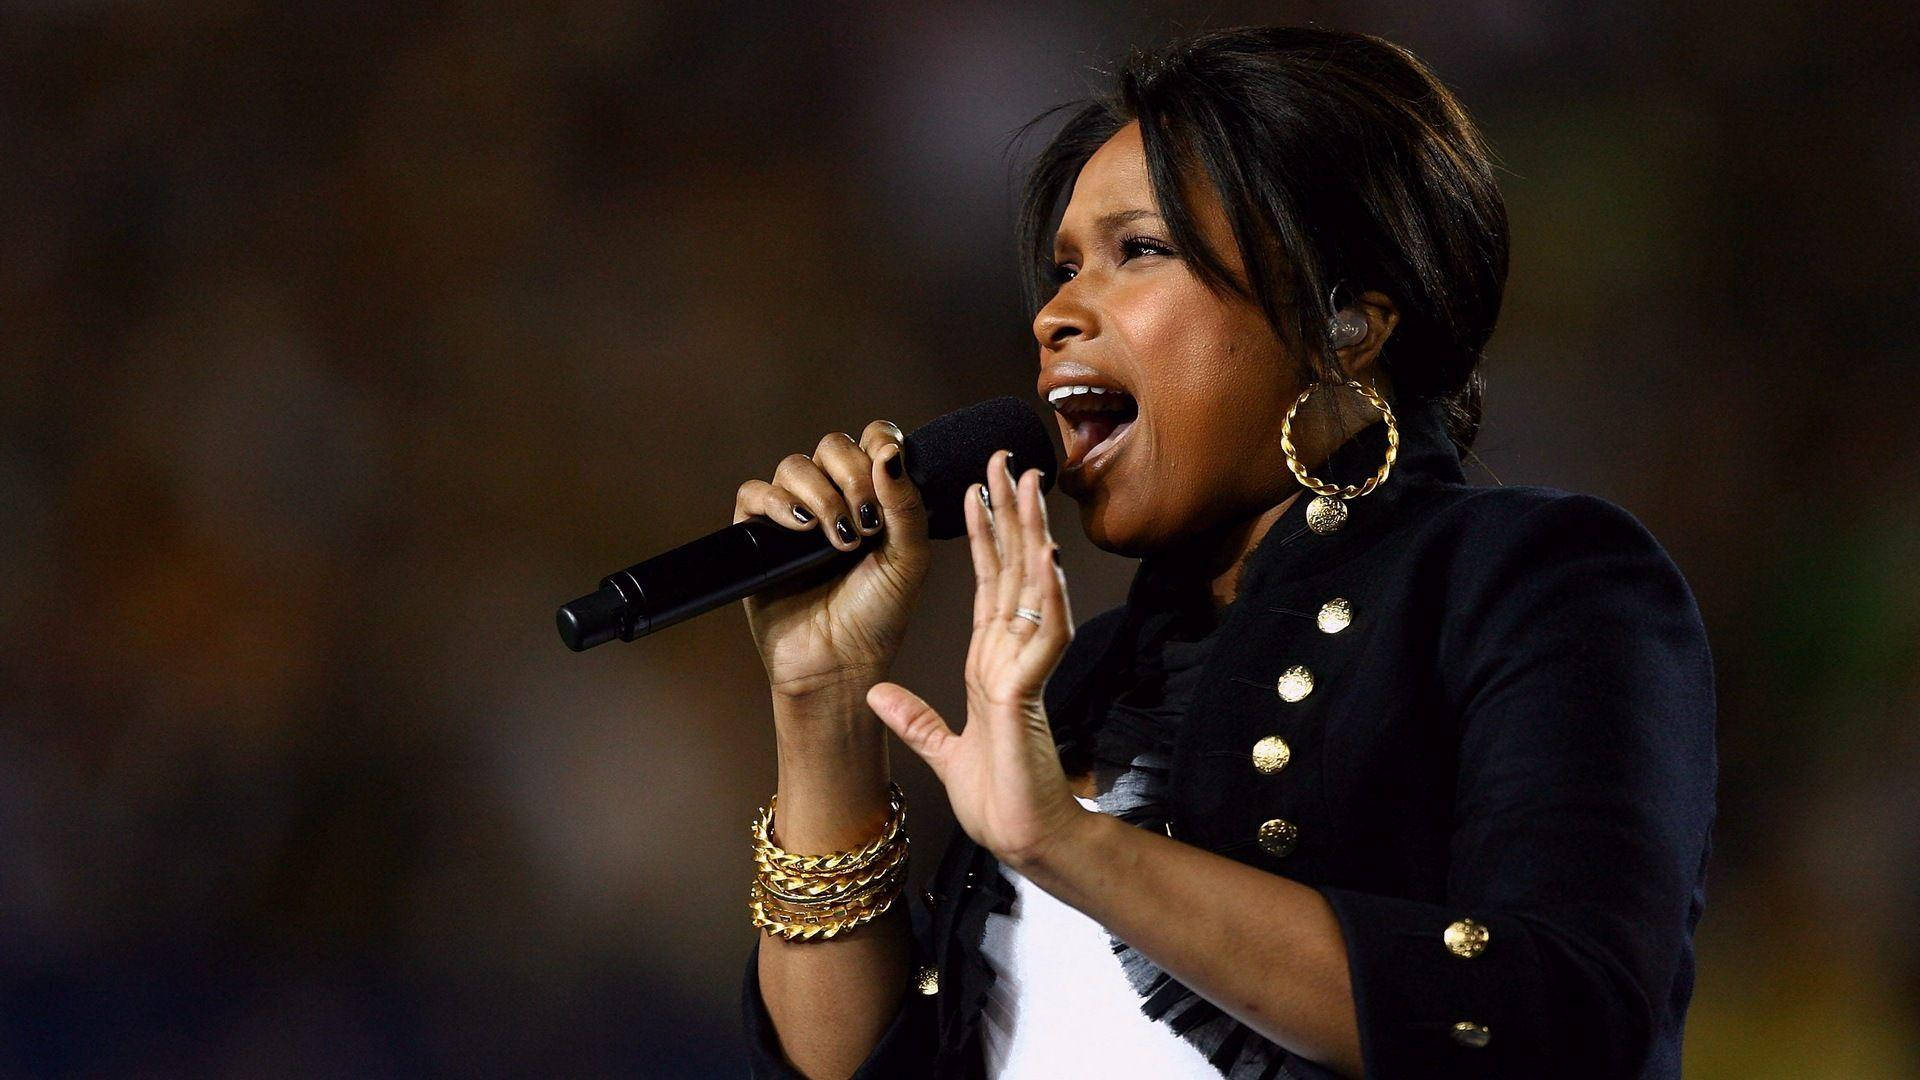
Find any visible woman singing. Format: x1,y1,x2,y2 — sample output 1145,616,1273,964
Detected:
733,25,1716,1080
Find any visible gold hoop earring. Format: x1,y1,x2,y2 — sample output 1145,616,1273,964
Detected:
1280,378,1399,535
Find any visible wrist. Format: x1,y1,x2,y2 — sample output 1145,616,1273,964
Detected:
1004,798,1107,879
770,666,886,711
771,686,890,794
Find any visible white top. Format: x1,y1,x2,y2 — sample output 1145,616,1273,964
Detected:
977,795,1222,1078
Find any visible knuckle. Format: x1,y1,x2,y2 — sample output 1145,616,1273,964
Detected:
860,419,901,445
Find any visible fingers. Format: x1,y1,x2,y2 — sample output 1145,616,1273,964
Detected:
763,438,859,551
986,450,1025,620
966,451,1070,654
734,477,818,529
765,453,850,548
867,682,954,777
964,473,1002,636
732,421,925,564
1026,468,1073,657
859,419,926,537
812,430,887,541
802,431,882,549
1010,465,1060,640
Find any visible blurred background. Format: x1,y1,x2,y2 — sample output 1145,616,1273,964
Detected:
3,1,1916,1076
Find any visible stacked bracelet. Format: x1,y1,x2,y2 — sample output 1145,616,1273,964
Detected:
750,781,909,942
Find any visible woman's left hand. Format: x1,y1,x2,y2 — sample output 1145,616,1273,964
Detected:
867,448,1092,871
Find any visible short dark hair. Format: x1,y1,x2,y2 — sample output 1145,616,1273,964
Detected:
1015,26,1509,456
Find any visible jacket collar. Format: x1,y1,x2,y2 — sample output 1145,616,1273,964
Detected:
1125,393,1464,612
1041,393,1464,767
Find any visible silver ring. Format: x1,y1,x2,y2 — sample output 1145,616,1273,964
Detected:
1013,607,1043,627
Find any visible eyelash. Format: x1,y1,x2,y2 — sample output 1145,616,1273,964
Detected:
1050,235,1174,284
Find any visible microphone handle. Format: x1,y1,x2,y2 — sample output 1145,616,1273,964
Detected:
557,518,863,651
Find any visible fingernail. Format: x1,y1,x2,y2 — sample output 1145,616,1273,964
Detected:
1052,548,1062,566
978,483,992,513
858,502,880,531
884,451,903,480
791,505,814,524
1003,450,1015,477
835,517,856,545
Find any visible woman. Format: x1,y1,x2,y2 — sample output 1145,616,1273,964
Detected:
734,26,1715,1080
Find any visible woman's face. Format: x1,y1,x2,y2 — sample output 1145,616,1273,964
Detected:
1035,120,1310,558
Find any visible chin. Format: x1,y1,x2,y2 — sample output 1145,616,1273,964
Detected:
1071,495,1169,560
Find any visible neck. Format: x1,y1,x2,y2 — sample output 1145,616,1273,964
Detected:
1158,488,1306,616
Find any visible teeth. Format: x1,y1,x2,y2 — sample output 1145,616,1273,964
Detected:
1047,385,1131,408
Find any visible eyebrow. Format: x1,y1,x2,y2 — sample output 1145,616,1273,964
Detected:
1053,208,1163,257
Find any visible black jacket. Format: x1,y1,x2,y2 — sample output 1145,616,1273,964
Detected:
742,396,1718,1079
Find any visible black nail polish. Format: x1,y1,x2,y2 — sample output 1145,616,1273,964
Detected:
835,517,856,545
791,505,814,524
978,483,991,512
1052,548,1062,566
859,502,880,531
884,452,903,480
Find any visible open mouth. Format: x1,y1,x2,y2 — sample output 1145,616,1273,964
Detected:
1054,388,1140,471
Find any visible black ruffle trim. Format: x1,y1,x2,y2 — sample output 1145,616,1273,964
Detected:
1088,599,1299,1080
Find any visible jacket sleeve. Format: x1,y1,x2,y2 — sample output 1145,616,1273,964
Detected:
741,886,941,1078
1317,492,1717,1078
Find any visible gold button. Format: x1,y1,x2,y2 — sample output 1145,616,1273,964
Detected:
914,964,940,995
1251,735,1292,774
1316,597,1352,633
1275,665,1314,702
1257,818,1299,857
1443,919,1490,958
1449,1021,1490,1048
1306,495,1348,534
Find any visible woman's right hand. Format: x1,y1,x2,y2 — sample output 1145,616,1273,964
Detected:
733,421,932,704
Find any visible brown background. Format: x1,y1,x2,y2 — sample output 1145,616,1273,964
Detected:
3,2,1916,1076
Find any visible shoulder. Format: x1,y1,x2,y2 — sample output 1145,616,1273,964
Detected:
1422,482,1674,555
1419,483,1715,695
1410,483,1699,609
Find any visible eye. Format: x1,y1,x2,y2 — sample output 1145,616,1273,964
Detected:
1048,236,1171,285
1120,235,1174,261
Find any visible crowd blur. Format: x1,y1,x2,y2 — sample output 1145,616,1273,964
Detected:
3,2,1915,1076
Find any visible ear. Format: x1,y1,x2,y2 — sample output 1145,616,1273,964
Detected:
1334,289,1400,392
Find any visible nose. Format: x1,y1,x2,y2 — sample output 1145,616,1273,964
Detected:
1032,283,1093,352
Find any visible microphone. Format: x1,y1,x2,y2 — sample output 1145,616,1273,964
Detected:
556,396,1059,651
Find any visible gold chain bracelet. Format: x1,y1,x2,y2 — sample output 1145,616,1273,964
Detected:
752,781,905,875
749,879,901,941
755,837,908,903
750,781,909,941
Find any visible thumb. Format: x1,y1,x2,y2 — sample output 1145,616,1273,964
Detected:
868,682,954,775
871,440,929,537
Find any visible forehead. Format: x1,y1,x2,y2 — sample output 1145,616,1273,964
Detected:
1056,119,1243,272
1057,122,1153,233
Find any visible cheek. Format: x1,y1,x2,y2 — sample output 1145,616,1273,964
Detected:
1138,321,1287,465
1106,276,1295,503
